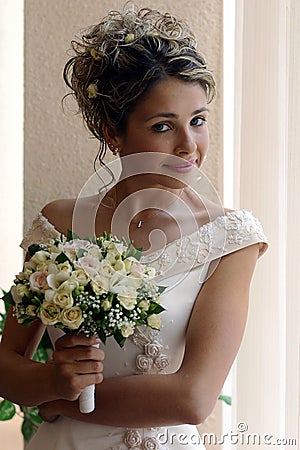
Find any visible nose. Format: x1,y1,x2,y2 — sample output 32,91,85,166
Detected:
174,128,197,155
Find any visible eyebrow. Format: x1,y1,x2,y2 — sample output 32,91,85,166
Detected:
146,107,209,122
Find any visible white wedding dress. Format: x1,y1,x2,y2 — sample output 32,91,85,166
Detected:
22,209,268,450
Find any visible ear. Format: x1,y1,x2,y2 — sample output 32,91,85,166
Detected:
102,123,123,151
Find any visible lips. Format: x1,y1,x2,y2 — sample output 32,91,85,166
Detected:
163,159,197,174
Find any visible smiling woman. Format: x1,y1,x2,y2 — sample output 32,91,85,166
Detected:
0,3,268,450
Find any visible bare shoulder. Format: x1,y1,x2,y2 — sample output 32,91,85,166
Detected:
41,198,76,235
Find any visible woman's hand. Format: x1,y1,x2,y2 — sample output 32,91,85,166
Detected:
48,333,104,402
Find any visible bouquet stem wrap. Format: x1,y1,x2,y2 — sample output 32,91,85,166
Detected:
48,327,98,414
78,341,99,414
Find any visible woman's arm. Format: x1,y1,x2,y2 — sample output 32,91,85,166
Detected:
40,242,260,427
0,308,104,406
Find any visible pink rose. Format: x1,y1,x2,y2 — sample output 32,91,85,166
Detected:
29,271,49,293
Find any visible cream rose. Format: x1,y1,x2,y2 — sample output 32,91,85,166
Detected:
154,353,170,371
53,291,73,308
101,299,112,311
136,354,153,372
29,271,49,293
147,314,162,330
60,306,84,329
39,302,61,325
138,300,149,311
117,294,137,310
16,283,30,298
72,269,89,286
120,324,134,338
31,250,50,265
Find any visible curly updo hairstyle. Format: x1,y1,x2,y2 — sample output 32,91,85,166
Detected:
63,3,216,165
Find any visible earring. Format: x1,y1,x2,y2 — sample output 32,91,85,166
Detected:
108,142,119,156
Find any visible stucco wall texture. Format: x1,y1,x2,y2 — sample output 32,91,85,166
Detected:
24,0,223,230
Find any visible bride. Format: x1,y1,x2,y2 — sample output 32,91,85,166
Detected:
0,5,268,449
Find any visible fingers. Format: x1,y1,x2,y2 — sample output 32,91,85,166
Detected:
55,334,101,350
53,344,105,363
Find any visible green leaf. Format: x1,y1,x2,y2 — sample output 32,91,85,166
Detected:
77,248,87,258
114,331,126,348
66,229,81,241
28,243,46,257
22,417,36,442
149,302,166,314
218,394,232,405
29,407,43,424
0,400,16,421
2,290,14,306
157,285,166,294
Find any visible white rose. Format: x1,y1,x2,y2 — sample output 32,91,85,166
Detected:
71,269,89,286
76,255,101,277
62,239,91,259
117,294,137,310
60,306,84,329
120,324,135,338
31,250,50,265
147,314,162,330
39,302,61,325
53,291,73,308
16,283,30,298
29,272,49,293
86,244,102,260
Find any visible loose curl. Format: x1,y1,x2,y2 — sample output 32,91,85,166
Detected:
63,4,216,167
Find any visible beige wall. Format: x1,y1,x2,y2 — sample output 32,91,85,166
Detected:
24,0,223,230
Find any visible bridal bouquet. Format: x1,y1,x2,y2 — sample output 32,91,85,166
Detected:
3,231,165,412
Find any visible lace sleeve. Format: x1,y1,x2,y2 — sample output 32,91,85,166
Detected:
20,213,61,251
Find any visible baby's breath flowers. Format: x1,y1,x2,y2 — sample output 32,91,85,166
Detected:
3,231,165,347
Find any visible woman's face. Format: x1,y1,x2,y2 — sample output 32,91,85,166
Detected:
118,78,209,160
113,78,210,190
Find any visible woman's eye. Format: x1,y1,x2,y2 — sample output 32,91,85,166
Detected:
191,116,207,127
152,123,170,133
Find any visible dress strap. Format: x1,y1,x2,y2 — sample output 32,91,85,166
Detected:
20,213,61,251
